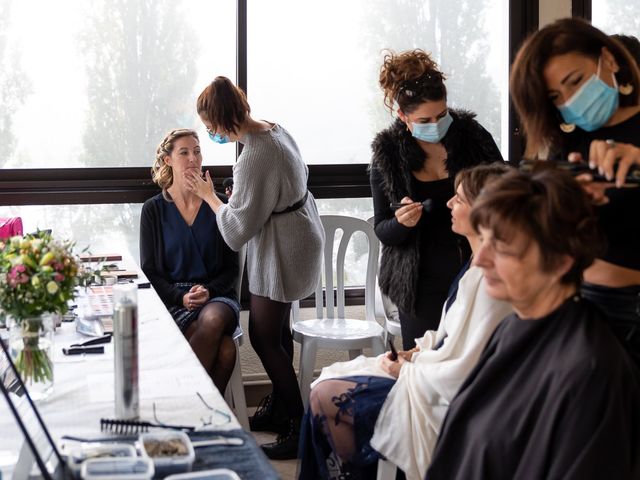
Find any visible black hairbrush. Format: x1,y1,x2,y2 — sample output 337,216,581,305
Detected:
100,418,195,434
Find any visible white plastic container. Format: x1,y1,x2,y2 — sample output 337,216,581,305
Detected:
68,443,136,478
140,430,195,477
164,468,241,480
80,457,154,480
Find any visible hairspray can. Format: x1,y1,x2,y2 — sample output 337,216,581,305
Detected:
113,283,139,419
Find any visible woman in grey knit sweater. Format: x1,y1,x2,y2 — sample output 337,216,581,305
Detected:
187,76,324,460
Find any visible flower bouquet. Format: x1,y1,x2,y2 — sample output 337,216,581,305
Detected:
0,231,80,398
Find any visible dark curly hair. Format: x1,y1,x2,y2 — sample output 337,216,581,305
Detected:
379,49,446,114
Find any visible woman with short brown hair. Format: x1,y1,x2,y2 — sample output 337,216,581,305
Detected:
426,169,640,479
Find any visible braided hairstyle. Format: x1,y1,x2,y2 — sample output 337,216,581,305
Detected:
379,49,447,114
151,128,199,198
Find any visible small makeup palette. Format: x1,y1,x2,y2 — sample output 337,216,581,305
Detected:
87,286,114,317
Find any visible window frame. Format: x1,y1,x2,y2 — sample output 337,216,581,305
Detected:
0,0,535,207
0,0,539,307
572,0,592,20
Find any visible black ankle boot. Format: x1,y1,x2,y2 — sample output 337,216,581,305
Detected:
249,392,289,433
260,417,301,460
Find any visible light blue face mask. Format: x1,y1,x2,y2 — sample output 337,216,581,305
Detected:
558,58,619,132
208,130,231,144
411,111,453,143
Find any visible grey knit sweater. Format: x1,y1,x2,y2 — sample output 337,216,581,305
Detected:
216,124,324,303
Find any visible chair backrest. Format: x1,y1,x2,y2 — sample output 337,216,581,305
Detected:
311,215,379,322
367,216,400,324
232,245,247,342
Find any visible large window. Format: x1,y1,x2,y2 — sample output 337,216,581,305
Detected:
1,0,517,287
591,1,640,35
0,0,236,169
1,204,143,261
247,0,510,164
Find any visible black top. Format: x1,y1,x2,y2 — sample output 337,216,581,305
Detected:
140,193,238,308
556,111,640,270
427,296,640,480
369,109,502,315
372,175,470,292
413,177,470,280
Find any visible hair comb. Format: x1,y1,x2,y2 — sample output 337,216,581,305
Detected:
100,418,195,434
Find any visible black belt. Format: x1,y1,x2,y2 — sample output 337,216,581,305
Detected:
272,191,309,215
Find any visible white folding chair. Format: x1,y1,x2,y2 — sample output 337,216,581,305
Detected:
292,215,385,409
367,217,403,346
375,282,402,345
224,245,249,430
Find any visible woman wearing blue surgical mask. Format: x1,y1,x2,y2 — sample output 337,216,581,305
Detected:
371,49,503,349
189,76,325,460
511,18,640,369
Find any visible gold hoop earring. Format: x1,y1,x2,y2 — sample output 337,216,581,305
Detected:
560,123,576,133
619,83,634,96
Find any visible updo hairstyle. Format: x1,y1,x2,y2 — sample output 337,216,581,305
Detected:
454,162,513,205
151,128,199,197
196,76,251,135
379,49,447,114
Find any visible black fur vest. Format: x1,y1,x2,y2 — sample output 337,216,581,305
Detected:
370,109,502,315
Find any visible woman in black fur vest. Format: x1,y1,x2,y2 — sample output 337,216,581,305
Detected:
370,49,503,349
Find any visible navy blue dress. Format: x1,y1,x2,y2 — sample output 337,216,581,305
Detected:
140,194,240,333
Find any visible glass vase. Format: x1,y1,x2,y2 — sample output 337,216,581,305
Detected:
8,313,55,401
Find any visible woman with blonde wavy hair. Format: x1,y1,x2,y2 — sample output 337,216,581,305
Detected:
140,128,240,393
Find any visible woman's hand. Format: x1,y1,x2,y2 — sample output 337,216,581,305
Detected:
379,351,408,378
395,196,423,228
397,347,418,361
567,151,613,205
569,140,640,190
587,140,640,188
185,170,223,212
182,285,210,311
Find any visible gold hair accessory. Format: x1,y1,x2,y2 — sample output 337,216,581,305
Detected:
560,122,576,133
619,83,634,96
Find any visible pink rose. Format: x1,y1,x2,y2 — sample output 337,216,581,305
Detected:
9,265,29,285
54,273,65,282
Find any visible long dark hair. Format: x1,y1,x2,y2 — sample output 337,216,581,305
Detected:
510,18,640,157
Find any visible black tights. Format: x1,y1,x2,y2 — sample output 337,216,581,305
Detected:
248,293,303,420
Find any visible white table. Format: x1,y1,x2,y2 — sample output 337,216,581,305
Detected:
0,280,241,476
